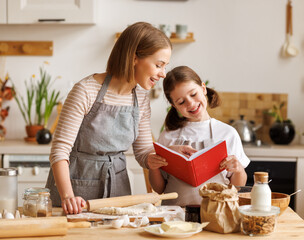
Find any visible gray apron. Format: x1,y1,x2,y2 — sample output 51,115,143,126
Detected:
46,75,139,206
173,119,214,150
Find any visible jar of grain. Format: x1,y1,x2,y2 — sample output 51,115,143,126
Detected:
37,192,52,217
23,187,51,217
0,168,18,213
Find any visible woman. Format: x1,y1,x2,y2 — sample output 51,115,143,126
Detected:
46,22,194,214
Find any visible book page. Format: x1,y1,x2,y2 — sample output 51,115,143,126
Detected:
189,140,224,160
153,142,188,160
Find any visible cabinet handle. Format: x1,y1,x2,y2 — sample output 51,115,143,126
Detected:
38,19,66,22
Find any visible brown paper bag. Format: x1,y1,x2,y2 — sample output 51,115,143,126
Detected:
199,182,240,233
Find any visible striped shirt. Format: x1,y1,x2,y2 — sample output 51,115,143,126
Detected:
49,74,153,168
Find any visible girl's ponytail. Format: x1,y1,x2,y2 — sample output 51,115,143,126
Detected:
165,106,187,131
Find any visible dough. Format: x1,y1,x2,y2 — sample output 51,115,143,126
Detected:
92,203,158,215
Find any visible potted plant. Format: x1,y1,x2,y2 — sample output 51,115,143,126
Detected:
264,102,295,144
14,62,61,143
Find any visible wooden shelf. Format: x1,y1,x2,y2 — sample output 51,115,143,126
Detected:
115,32,195,43
0,41,53,56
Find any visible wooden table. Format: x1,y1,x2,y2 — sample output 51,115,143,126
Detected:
2,207,304,239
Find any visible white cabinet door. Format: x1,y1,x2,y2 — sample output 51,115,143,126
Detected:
0,0,6,23
7,0,96,24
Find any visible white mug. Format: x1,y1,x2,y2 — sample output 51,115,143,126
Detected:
176,24,188,39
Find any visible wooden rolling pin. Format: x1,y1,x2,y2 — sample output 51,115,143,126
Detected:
0,216,90,238
85,192,178,211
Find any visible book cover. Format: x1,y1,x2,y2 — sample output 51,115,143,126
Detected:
153,140,228,187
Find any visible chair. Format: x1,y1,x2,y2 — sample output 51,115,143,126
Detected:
143,168,153,193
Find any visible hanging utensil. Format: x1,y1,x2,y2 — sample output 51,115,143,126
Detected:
286,0,299,57
281,0,290,57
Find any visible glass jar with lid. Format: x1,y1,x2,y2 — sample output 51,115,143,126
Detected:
23,187,51,217
37,192,52,217
0,168,18,213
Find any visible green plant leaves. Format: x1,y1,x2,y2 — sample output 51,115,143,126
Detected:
14,64,61,127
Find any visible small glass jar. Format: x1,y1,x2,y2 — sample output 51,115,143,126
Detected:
239,205,280,236
23,187,51,217
37,192,52,217
0,168,18,213
185,205,201,223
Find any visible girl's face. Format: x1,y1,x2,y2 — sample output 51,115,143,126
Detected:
134,48,171,90
170,81,210,122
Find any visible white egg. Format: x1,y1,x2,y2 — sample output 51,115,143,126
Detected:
141,216,149,226
111,219,124,229
15,210,21,219
4,212,14,219
119,215,130,227
0,213,2,219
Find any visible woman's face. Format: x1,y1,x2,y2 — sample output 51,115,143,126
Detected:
134,47,171,90
170,81,209,122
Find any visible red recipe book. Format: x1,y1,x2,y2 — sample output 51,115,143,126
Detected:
153,140,227,187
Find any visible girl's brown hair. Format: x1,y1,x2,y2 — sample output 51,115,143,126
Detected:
163,66,221,131
107,22,172,84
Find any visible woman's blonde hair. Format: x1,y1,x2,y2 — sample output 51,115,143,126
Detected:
107,22,172,83
163,66,221,131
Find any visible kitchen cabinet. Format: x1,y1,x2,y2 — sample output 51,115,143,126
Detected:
0,0,6,24
0,0,96,24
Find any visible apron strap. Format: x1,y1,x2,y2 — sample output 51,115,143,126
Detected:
100,161,116,198
96,74,112,102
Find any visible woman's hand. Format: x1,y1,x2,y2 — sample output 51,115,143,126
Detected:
168,145,197,158
147,152,168,170
62,196,86,215
219,155,244,173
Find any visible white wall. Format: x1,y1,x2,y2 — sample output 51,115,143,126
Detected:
0,0,303,141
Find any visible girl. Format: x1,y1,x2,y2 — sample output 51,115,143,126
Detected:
45,22,193,214
149,66,250,206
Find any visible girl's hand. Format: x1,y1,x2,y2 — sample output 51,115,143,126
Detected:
62,196,86,215
219,155,244,173
168,145,197,158
147,152,168,170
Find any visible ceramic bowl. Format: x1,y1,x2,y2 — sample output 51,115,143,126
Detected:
238,192,290,216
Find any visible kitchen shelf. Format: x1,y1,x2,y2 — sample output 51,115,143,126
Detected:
115,32,195,43
0,41,53,56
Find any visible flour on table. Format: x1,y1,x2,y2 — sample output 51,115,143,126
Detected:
92,203,158,215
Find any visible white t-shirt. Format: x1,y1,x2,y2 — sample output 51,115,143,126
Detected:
158,118,250,206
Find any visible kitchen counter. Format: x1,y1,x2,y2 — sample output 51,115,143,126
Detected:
1,139,304,156
244,143,304,157
1,207,303,240
0,139,51,154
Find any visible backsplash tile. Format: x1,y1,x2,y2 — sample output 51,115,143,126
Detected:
208,92,288,143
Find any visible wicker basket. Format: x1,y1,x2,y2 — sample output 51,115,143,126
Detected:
238,192,290,216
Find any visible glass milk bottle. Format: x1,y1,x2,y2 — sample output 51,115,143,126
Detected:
0,168,18,213
251,172,272,211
